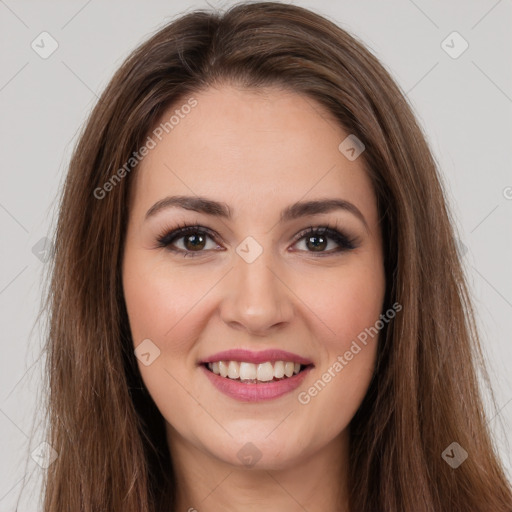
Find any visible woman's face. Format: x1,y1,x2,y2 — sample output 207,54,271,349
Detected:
122,85,385,470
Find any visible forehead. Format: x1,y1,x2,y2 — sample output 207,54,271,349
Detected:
131,85,377,224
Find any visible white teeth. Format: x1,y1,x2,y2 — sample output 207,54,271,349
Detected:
207,360,305,382
227,361,239,379
274,361,285,378
239,362,257,380
256,362,274,382
219,361,228,378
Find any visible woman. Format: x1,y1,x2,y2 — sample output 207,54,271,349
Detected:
42,2,512,511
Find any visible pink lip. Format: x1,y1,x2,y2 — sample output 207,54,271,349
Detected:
201,364,313,402
199,348,313,365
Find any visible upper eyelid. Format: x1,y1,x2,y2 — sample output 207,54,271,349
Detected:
159,224,344,240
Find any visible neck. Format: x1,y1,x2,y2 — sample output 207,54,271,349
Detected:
167,428,350,512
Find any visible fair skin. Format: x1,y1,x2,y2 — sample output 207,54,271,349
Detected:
122,85,385,511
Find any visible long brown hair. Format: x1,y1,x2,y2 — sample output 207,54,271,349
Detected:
40,2,512,511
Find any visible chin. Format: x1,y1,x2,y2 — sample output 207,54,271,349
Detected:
200,429,312,471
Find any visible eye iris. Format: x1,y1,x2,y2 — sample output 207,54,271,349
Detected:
306,234,327,251
184,232,206,251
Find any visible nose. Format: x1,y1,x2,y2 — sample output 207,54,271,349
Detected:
219,245,294,336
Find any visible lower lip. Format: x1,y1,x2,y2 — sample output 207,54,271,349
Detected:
201,364,313,402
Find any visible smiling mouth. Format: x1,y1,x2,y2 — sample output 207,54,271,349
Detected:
204,360,312,383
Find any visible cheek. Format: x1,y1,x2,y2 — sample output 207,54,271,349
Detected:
123,249,212,353
292,259,384,433
122,251,215,431
304,258,385,352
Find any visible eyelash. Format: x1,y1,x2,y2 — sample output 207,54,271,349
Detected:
155,221,358,258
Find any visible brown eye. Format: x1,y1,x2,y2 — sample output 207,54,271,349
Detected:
157,225,221,257
182,232,207,251
292,226,357,255
303,233,329,252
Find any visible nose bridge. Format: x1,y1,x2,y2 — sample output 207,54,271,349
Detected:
220,236,293,333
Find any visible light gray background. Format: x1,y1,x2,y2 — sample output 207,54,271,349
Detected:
1,0,511,509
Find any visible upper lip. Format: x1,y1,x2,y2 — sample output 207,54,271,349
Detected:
200,349,313,366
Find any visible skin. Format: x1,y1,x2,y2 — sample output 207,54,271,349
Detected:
122,85,386,512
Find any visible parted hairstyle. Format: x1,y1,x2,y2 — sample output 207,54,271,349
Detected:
39,2,512,511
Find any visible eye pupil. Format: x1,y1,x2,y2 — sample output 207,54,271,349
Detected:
306,234,327,251
185,233,206,250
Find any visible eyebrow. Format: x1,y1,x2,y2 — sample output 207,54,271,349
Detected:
145,195,368,229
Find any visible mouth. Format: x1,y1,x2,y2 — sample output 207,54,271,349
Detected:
203,360,314,384
199,349,314,400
